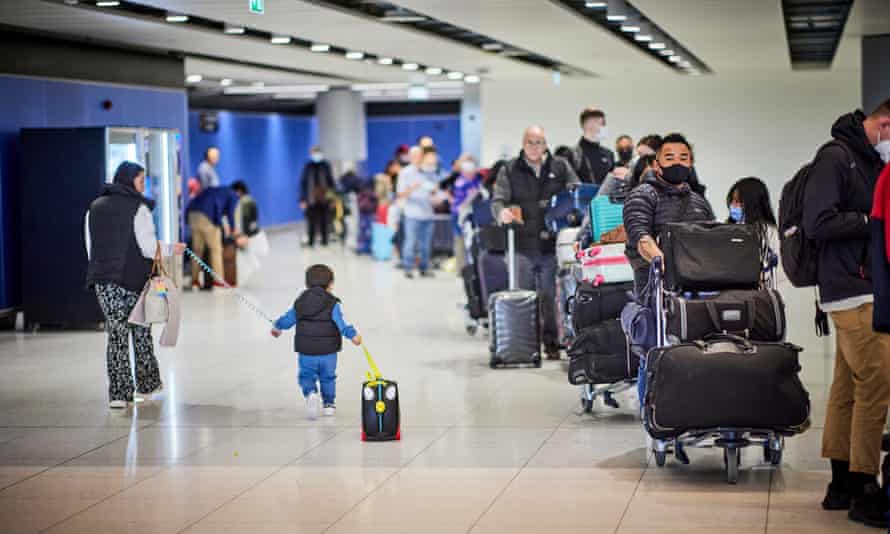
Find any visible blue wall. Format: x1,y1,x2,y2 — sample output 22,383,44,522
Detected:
366,115,461,176
188,111,316,227
0,75,188,311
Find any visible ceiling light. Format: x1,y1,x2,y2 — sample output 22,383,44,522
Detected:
464,75,481,84
634,34,653,42
185,74,203,84
346,51,364,60
402,63,419,71
425,67,443,75
620,25,640,33
606,14,626,21
649,42,666,50
668,55,682,63
659,49,674,56
482,42,504,51
447,71,464,80
220,78,233,87
607,0,628,21
270,36,291,45
377,57,394,65
252,81,265,88
224,25,245,35
95,1,120,6
165,14,188,23
64,0,79,5
380,9,426,23
310,43,330,52
585,1,607,7
679,61,692,68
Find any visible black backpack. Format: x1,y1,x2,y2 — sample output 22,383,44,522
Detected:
778,141,852,287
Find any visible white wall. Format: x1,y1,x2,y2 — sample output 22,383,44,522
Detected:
479,69,861,220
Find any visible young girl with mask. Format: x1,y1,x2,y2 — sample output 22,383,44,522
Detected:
726,177,785,285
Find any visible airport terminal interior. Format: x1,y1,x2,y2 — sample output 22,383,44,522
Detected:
1,0,890,533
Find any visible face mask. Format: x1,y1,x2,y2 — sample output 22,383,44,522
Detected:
875,130,890,163
311,153,323,163
618,148,633,162
421,164,437,173
597,126,609,143
729,205,745,223
659,164,690,185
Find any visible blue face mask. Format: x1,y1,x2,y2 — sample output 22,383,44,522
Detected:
729,205,744,223
311,153,323,163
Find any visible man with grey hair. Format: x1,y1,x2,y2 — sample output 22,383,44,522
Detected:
492,126,580,360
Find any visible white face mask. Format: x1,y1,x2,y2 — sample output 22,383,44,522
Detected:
597,125,609,143
421,164,437,173
876,130,890,164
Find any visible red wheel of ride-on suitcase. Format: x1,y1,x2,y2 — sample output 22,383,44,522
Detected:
361,431,367,442
395,428,401,441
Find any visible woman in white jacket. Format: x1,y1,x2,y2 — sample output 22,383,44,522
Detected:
726,177,786,287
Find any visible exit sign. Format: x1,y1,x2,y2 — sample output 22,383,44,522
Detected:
249,0,264,14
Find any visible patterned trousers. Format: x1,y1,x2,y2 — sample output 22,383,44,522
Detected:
95,283,162,402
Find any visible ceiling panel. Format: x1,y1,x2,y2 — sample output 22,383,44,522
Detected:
396,0,660,78
141,0,541,79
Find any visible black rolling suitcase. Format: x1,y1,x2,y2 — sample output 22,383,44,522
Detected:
361,346,400,442
461,264,485,320
643,335,810,440
567,320,638,385
570,281,633,333
660,222,762,291
666,289,786,343
488,226,541,368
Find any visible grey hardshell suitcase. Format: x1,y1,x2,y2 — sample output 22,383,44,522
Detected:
488,226,542,368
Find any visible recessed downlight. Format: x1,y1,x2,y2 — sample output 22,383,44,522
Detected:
425,67,443,75
310,43,330,52
165,14,188,23
224,25,245,35
585,1,607,7
464,75,481,84
95,1,120,6
620,25,640,33
446,71,464,80
220,78,233,87
649,42,666,50
482,42,504,51
402,63,419,71
668,55,682,63
345,51,365,60
606,14,626,21
634,34,653,42
270,36,291,45
185,74,202,84
377,57,394,65
659,49,674,56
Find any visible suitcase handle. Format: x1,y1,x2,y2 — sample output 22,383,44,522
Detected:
700,333,755,352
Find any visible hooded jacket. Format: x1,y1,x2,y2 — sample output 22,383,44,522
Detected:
570,138,615,184
803,111,884,307
293,287,342,355
85,184,155,293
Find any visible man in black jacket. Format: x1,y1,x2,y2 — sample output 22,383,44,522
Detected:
492,126,580,359
300,146,335,247
569,108,616,184
803,100,890,528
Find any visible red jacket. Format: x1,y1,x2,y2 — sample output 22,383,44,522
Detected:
873,163,890,262
872,162,890,333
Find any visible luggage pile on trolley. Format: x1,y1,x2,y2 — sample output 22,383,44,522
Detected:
636,222,810,484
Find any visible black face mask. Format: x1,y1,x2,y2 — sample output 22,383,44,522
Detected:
618,148,633,163
660,164,691,185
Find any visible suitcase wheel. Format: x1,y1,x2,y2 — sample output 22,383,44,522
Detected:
533,357,542,368
654,449,667,468
466,324,478,336
724,448,740,484
395,429,401,441
361,431,367,442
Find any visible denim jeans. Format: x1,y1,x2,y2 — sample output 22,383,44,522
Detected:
298,353,338,405
515,253,558,348
402,217,434,271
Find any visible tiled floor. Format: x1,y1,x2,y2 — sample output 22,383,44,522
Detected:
0,230,880,533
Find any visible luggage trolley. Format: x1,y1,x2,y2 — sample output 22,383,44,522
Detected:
642,256,803,484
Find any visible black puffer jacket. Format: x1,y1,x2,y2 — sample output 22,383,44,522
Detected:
803,110,884,305
623,173,715,270
293,287,342,355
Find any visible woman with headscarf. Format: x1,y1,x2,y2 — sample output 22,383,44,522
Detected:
85,161,184,409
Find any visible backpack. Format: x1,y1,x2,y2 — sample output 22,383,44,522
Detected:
778,141,852,287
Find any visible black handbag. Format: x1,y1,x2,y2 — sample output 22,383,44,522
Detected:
643,334,810,439
666,289,786,342
569,281,633,333
567,320,636,385
660,222,762,291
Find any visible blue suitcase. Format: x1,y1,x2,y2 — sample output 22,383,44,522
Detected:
546,184,600,233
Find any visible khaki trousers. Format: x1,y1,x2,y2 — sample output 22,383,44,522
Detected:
188,212,223,284
822,303,890,474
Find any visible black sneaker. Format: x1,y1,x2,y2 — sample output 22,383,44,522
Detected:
419,270,435,278
848,482,889,528
822,482,852,511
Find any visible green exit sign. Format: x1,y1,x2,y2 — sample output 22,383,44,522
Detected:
249,0,264,14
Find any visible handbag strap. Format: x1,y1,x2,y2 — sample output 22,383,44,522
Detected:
150,242,169,279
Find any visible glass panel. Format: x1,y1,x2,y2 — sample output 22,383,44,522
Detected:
106,129,142,183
